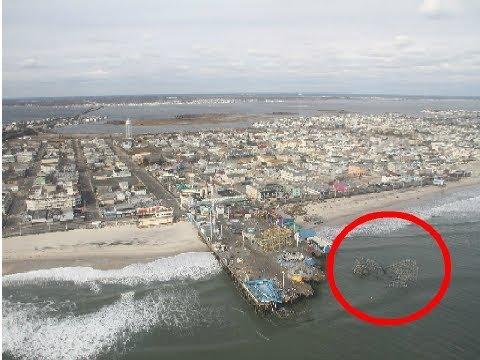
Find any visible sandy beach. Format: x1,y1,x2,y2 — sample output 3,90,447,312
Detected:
301,176,480,228
2,221,208,275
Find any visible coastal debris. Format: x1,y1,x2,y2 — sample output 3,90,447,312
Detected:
303,215,324,225
352,257,418,287
289,274,304,283
276,253,321,282
280,250,304,262
385,259,419,288
256,330,271,341
284,204,307,216
306,237,332,257
257,226,293,252
212,242,227,252
273,306,296,319
352,257,385,279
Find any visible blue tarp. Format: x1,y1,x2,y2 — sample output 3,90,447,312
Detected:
297,228,316,240
304,257,318,266
244,279,283,303
278,217,295,227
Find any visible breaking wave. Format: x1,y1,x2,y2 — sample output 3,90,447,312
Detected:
2,252,224,359
3,289,221,360
3,252,221,289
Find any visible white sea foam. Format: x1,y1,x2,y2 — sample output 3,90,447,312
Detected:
2,252,223,359
317,193,480,239
2,288,217,360
3,252,221,289
414,195,480,220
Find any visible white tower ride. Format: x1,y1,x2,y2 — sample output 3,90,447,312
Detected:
125,118,132,139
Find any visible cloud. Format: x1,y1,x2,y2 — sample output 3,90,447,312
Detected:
246,49,279,59
393,35,414,49
419,0,456,19
2,1,479,97
83,69,110,78
142,33,153,41
19,58,45,69
175,64,190,71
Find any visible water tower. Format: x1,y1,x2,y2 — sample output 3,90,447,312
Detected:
125,118,132,139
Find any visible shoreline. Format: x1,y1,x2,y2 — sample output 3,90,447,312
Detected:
2,221,208,275
300,176,480,230
3,176,479,275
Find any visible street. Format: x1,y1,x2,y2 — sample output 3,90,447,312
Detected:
108,140,183,219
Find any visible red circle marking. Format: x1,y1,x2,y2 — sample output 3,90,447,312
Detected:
326,210,451,326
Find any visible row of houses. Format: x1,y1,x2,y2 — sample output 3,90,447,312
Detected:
81,138,174,226
125,111,478,213
25,140,81,223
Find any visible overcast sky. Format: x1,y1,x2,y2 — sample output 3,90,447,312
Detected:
3,0,480,98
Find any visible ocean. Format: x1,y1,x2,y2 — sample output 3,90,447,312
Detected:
3,185,480,360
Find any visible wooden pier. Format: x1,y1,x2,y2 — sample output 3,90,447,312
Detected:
196,226,325,312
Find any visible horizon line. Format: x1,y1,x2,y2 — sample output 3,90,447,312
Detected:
3,91,480,101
